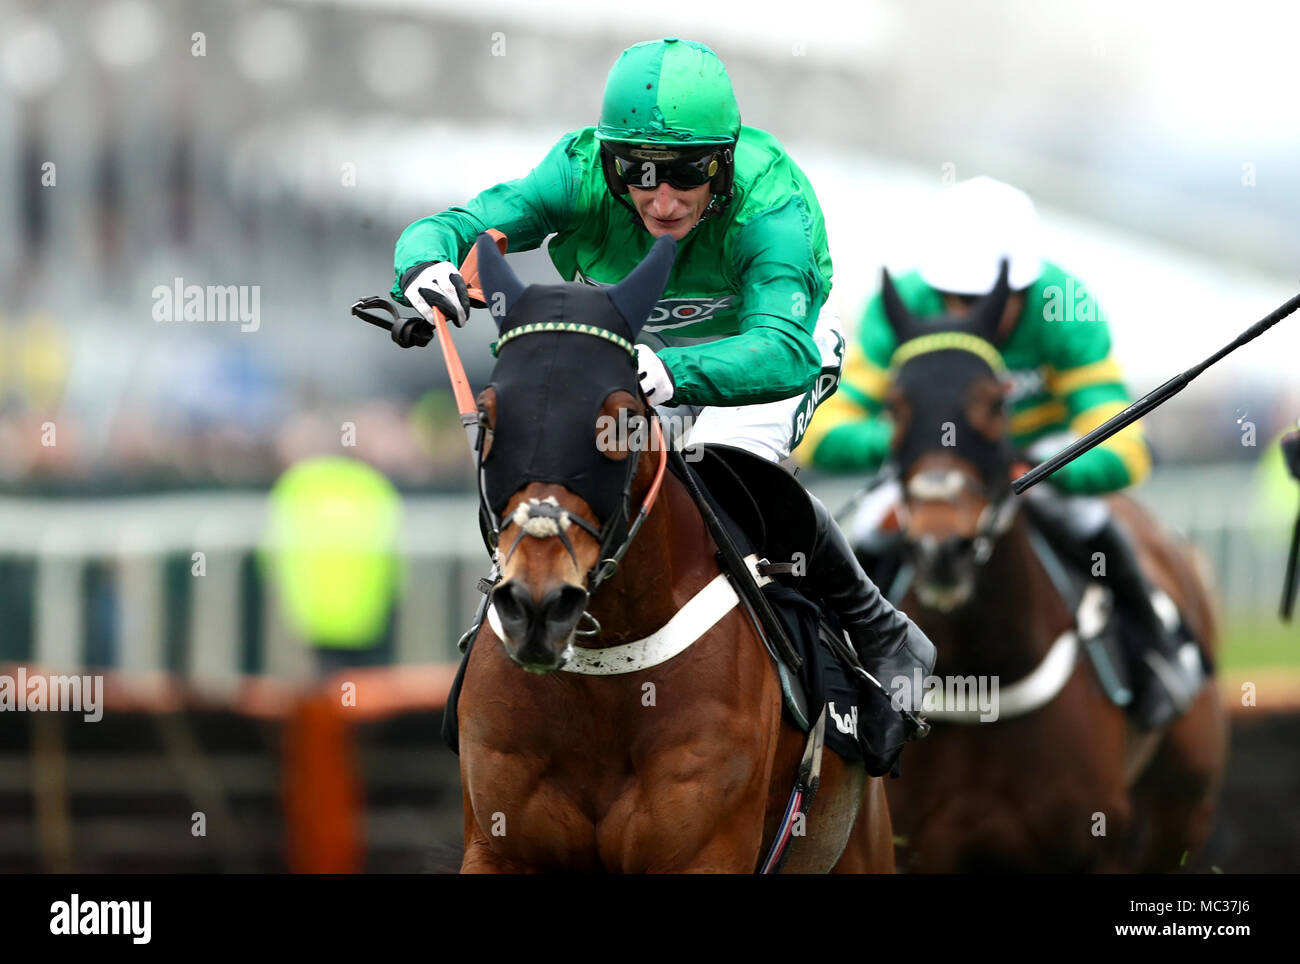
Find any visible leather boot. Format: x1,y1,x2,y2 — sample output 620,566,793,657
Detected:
801,492,936,776
1087,517,1205,729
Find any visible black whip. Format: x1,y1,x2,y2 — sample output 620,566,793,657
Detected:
1014,290,1300,494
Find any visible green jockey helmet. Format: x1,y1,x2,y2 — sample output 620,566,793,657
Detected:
594,38,741,216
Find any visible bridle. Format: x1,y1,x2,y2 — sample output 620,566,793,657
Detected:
474,327,669,599
902,466,1018,567
890,331,1019,569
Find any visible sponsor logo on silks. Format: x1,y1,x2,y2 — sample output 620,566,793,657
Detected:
573,269,736,329
791,331,845,448
642,297,736,330
828,700,859,735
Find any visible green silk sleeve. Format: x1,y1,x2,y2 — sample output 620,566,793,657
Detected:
391,132,583,300
657,196,826,406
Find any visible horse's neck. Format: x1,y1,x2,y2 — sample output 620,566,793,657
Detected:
927,515,1073,680
583,469,715,646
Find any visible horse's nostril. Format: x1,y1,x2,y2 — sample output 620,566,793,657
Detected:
544,584,590,632
492,581,532,625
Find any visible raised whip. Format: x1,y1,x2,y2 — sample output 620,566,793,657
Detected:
1013,289,1300,494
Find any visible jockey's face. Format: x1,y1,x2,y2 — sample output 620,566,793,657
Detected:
942,291,1025,342
629,181,711,240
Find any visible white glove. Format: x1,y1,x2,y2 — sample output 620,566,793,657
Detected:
635,344,675,405
403,261,473,328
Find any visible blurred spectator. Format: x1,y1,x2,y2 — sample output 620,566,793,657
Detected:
261,454,404,669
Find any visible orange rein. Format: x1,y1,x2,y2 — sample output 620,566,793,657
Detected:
636,413,669,525
582,407,668,588
437,228,508,446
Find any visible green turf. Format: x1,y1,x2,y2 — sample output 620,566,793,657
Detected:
1218,616,1300,670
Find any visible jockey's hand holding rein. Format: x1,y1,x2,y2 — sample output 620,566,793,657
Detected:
401,261,480,328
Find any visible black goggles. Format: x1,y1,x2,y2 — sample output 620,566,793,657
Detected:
606,146,722,190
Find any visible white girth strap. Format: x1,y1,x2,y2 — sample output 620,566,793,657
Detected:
921,631,1078,723
922,584,1107,723
485,554,772,676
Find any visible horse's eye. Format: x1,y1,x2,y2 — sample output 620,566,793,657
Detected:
477,409,494,458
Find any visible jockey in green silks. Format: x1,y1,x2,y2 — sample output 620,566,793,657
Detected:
799,176,1206,730
392,37,935,775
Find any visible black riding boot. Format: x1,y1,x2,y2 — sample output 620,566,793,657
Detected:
801,492,937,776
1086,518,1204,729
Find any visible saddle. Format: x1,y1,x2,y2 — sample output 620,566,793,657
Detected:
673,445,866,764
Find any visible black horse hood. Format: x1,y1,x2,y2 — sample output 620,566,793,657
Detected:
476,232,676,522
882,260,1015,492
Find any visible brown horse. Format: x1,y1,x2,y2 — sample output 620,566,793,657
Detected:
873,268,1228,872
455,233,893,873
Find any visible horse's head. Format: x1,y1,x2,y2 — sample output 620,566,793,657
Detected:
473,232,676,672
883,260,1018,612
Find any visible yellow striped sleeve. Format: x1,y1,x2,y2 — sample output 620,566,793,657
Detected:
1070,400,1152,484
1046,358,1125,396
1010,400,1068,436
838,341,890,407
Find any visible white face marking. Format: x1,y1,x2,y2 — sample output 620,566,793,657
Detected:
907,469,967,502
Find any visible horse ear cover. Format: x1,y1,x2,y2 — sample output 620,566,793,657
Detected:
880,267,913,342
608,234,677,335
477,235,678,522
969,258,1011,344
475,232,526,330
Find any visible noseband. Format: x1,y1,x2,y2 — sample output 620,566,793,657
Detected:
903,467,1017,566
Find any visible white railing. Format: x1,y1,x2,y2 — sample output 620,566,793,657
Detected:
0,493,491,689
816,462,1293,621
0,464,1289,685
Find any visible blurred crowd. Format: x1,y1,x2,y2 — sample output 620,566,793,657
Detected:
0,310,476,493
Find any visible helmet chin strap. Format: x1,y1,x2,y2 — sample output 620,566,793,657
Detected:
699,146,736,219
695,192,730,224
